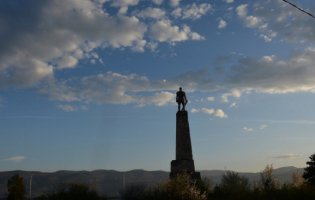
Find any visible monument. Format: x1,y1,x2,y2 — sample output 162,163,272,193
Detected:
170,87,201,180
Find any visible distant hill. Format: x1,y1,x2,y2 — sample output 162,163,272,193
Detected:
0,167,304,197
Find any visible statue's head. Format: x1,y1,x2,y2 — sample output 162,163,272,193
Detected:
179,87,182,91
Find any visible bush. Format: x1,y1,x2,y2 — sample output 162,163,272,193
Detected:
143,171,206,200
196,177,213,196
221,171,250,191
119,183,147,200
258,164,280,191
292,169,304,187
46,182,104,200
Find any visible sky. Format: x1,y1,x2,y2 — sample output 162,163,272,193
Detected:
1,0,315,173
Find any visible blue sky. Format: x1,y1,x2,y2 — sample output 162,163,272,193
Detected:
1,0,315,173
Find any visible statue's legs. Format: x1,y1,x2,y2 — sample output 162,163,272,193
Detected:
182,102,185,111
178,103,180,111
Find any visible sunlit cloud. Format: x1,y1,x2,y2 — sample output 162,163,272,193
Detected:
191,108,200,113
243,127,253,131
4,156,25,163
260,125,267,130
270,154,303,161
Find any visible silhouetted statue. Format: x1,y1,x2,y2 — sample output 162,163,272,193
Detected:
176,87,188,111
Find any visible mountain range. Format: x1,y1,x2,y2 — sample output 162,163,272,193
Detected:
0,166,303,197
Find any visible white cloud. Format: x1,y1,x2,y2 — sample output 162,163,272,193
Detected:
201,108,214,115
57,104,88,111
118,6,128,15
152,0,163,5
260,34,272,42
221,89,241,102
270,154,303,160
223,0,233,3
214,109,227,118
191,108,200,113
0,0,208,90
182,3,212,20
243,127,253,131
207,96,215,101
137,7,166,19
171,8,182,18
57,105,77,112
235,1,315,44
4,156,25,163
169,0,180,7
225,48,315,93
201,108,227,118
236,4,248,18
111,0,139,7
146,41,159,52
140,91,175,106
218,19,227,29
236,4,262,28
260,125,267,130
230,102,237,108
148,20,204,42
131,39,147,52
0,0,149,88
38,69,216,106
57,55,78,69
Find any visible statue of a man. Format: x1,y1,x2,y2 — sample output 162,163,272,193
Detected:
176,87,188,111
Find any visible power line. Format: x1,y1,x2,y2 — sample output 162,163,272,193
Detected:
282,0,315,19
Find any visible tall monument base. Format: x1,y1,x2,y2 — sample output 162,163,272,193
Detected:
170,111,201,180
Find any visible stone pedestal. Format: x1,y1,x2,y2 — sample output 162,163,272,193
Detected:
170,111,201,180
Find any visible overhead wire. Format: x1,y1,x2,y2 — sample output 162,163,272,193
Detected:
282,0,315,19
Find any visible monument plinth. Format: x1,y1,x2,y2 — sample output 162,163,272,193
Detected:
170,111,201,180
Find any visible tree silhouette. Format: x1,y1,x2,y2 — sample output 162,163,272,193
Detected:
6,174,26,200
258,164,280,191
221,171,250,191
303,153,315,185
46,182,102,200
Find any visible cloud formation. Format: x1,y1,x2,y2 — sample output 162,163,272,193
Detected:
230,102,237,108
243,127,253,131
4,156,25,163
226,48,315,93
171,3,212,20
38,69,214,106
137,7,166,19
3,0,315,108
236,0,315,44
260,125,267,130
207,97,215,101
0,0,207,89
57,105,77,112
270,154,303,160
221,89,242,103
201,108,227,118
214,109,227,118
223,0,233,3
191,108,200,113
148,20,204,42
169,0,180,7
218,19,227,29
152,0,163,5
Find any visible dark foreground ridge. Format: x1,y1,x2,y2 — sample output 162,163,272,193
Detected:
0,167,304,197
